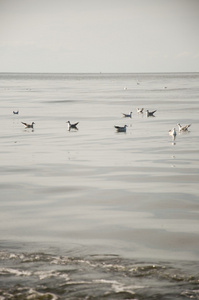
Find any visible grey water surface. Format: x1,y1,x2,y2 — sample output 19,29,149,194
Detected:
0,73,199,299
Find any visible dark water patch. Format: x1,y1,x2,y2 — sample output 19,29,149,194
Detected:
0,245,199,300
1,166,35,174
106,173,199,184
45,99,82,104
39,186,87,195
0,163,96,178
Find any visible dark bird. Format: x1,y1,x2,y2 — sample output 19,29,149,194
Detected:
146,110,156,117
122,112,132,118
67,121,79,130
21,122,35,128
13,111,19,114
114,125,127,132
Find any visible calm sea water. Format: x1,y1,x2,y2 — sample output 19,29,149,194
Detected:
0,73,199,299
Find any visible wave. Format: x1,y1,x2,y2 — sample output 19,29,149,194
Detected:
0,249,198,299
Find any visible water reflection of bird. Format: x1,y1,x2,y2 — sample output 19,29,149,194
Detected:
67,121,79,130
177,123,191,132
21,122,35,128
146,110,156,117
114,125,127,132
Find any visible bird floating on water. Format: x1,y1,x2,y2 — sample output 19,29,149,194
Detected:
137,108,144,113
146,110,156,117
169,128,177,139
13,111,19,114
122,112,132,118
21,122,35,128
114,125,127,132
177,123,191,132
67,121,79,130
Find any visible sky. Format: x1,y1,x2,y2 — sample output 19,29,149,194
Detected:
0,0,199,73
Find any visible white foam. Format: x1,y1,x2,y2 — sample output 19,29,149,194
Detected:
27,289,58,300
0,268,31,276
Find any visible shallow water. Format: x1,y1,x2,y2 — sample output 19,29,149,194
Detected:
0,243,199,300
0,73,199,299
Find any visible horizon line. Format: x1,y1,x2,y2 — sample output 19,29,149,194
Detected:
0,71,198,75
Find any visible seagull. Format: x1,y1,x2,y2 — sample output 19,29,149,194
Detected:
13,111,19,114
137,108,144,113
122,112,132,118
67,121,79,130
177,123,191,132
146,110,156,117
169,128,177,139
114,125,127,132
21,122,35,128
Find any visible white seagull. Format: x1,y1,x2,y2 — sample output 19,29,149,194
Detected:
137,108,144,113
146,110,157,117
21,122,35,128
122,112,132,118
169,128,177,139
177,123,191,132
114,125,128,132
67,121,79,130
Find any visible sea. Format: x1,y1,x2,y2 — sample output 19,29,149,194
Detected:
0,72,199,299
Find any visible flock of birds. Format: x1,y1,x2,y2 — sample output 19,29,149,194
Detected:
13,110,80,131
13,108,191,137
116,108,191,138
115,108,157,132
169,123,191,140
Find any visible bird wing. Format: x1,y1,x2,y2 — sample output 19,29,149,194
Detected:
186,124,191,129
181,124,191,131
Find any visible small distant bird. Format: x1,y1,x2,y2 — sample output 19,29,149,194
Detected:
122,112,132,118
169,128,177,139
114,125,128,132
13,111,19,114
146,110,156,117
177,123,191,132
67,121,79,130
21,122,35,128
137,108,144,113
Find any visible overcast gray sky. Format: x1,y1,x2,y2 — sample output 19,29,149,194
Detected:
0,0,199,73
